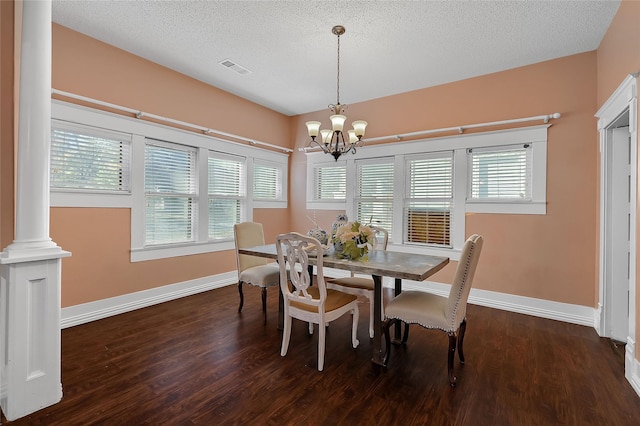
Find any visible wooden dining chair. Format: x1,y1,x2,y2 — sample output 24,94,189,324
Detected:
382,234,483,386
327,225,388,338
276,232,360,371
234,222,281,324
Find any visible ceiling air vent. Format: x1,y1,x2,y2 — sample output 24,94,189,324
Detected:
219,59,252,75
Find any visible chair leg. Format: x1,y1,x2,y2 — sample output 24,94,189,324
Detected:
351,307,360,348
238,281,244,312
458,318,467,364
281,313,292,357
261,287,267,325
447,332,457,387
318,319,326,371
402,322,410,343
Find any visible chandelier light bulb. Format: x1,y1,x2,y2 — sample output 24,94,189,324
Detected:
305,121,321,139
330,114,347,132
320,129,332,145
352,120,368,139
348,129,358,144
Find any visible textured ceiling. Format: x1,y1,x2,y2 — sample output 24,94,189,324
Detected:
51,0,621,116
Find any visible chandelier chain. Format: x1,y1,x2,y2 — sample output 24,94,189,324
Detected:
336,32,340,105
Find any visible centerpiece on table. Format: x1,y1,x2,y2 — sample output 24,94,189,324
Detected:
333,221,375,260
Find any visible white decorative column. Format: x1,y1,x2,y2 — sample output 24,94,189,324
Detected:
0,0,70,421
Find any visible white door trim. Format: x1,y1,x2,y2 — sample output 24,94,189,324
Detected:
596,72,638,384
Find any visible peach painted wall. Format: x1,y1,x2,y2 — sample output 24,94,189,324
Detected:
51,25,293,307
291,52,599,307
0,0,15,249
596,0,640,362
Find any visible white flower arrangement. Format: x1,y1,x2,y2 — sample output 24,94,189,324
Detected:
333,221,374,260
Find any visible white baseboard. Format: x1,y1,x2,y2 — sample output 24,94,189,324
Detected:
626,338,640,398
60,272,237,328
399,279,597,327
62,271,596,329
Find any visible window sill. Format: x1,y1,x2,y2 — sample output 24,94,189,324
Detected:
131,240,234,262
306,200,346,210
465,200,546,215
51,190,133,208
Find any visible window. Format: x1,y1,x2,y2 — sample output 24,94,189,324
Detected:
51,100,289,261
51,120,131,192
404,152,453,247
144,141,197,246
208,153,245,240
253,161,283,201
313,163,346,202
355,159,394,238
468,144,532,201
305,124,547,258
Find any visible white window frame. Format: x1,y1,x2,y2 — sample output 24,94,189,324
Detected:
353,156,395,239
306,125,548,260
207,151,247,241
51,119,132,195
253,158,288,208
51,100,289,262
144,139,198,246
306,160,347,210
466,142,546,214
404,151,455,248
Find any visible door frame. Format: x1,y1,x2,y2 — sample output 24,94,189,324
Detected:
596,73,638,381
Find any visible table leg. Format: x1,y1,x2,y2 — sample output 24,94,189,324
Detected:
393,278,402,343
372,274,385,366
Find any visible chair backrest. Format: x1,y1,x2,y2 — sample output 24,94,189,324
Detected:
370,225,389,251
445,234,483,329
234,222,269,273
276,232,327,310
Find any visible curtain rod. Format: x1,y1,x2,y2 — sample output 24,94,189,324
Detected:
299,112,561,152
51,89,294,154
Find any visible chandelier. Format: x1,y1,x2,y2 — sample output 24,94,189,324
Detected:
305,25,368,161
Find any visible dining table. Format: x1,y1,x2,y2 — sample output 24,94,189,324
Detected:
238,243,449,366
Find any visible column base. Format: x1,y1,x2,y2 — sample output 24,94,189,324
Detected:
0,251,70,420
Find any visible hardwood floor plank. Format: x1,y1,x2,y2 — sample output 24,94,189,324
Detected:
3,285,640,425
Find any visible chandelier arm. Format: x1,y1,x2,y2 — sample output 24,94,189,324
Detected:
312,138,330,154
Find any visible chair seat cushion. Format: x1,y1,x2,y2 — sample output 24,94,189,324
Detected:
384,291,453,331
327,276,374,290
291,287,358,313
239,263,281,288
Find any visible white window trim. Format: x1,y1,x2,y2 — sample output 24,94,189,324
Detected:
51,100,289,262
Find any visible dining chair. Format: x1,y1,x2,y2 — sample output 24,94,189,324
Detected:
276,232,360,371
382,234,483,386
234,222,281,324
327,225,389,338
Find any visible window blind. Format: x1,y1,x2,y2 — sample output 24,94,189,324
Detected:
144,142,196,245
51,121,131,192
355,160,394,239
468,144,532,200
405,153,453,247
253,162,282,200
314,165,346,200
209,154,245,240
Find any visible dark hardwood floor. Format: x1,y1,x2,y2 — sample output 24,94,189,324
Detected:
4,284,640,425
